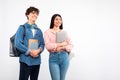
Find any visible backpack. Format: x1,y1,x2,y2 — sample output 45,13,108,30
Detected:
9,25,25,57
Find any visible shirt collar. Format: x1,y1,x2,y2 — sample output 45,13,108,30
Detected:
27,22,37,29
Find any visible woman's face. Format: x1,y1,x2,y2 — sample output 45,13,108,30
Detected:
27,11,38,22
54,16,62,28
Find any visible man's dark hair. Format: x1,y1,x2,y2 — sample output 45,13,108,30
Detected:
25,6,39,17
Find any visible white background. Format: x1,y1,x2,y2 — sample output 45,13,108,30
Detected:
1,0,120,80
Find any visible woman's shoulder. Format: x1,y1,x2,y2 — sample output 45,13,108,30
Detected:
44,29,52,33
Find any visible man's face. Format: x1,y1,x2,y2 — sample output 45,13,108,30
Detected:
27,11,38,22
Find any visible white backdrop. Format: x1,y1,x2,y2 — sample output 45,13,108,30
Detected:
1,0,120,80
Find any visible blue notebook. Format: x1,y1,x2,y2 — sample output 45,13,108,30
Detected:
29,42,38,49
28,39,38,50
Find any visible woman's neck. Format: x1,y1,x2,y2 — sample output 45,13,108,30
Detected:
52,27,61,32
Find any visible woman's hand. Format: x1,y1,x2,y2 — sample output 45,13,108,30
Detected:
56,46,66,52
57,41,68,47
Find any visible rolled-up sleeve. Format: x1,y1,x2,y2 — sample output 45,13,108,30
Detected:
38,30,45,53
65,34,74,52
44,30,57,52
14,26,28,53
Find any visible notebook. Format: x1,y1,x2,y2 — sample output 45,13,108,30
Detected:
28,39,38,50
56,31,67,43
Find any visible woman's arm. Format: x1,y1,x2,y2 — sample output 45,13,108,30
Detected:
44,30,57,52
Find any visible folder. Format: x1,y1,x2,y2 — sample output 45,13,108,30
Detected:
56,31,67,43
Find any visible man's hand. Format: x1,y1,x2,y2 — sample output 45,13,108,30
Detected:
30,48,42,58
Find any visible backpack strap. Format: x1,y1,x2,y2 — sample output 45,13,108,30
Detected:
23,25,26,37
20,25,26,39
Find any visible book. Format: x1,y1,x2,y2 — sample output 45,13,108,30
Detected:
28,39,38,50
56,31,67,43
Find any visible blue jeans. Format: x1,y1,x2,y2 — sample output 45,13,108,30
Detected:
49,51,69,80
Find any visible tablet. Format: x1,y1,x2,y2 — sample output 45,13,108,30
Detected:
56,31,67,43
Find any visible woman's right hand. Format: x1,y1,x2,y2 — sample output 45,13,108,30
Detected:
57,41,67,47
56,46,65,52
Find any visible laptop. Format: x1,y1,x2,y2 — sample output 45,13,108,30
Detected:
56,31,67,43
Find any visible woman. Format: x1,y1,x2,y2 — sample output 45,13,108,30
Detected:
44,14,73,80
14,6,44,80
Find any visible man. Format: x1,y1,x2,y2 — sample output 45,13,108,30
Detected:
14,6,44,80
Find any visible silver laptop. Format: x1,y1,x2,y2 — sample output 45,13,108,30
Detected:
56,31,67,43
